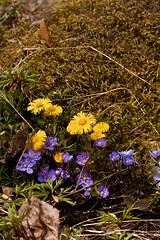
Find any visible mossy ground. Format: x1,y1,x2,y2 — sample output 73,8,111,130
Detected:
1,0,159,156
0,0,160,238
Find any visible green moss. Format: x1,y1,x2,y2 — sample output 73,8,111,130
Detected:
0,0,159,156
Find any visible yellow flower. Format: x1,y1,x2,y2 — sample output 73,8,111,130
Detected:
44,104,63,117
27,98,51,115
67,112,96,135
93,122,109,133
54,152,63,163
31,130,47,151
90,132,106,140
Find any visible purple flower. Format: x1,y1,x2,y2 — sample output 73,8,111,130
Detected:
109,152,120,162
118,149,137,157
154,169,160,186
61,170,70,179
98,185,109,198
55,167,63,177
37,164,50,182
62,152,73,163
43,137,57,150
55,168,70,179
23,148,41,162
123,155,134,165
16,158,34,174
149,149,160,160
84,187,91,199
94,138,107,148
76,171,93,187
76,153,89,166
133,161,139,167
47,169,57,182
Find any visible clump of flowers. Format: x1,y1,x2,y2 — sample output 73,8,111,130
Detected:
16,148,41,174
76,171,93,198
31,130,47,151
27,98,51,115
67,111,96,135
54,152,73,163
37,165,70,183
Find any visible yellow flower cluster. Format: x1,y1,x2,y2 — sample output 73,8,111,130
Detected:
27,98,63,117
31,130,47,151
67,112,96,135
90,122,109,140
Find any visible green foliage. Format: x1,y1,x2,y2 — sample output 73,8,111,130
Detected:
0,65,40,92
0,203,30,239
107,231,137,240
98,204,138,229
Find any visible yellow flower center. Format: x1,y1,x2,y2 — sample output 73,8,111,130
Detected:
79,118,87,125
36,102,43,107
50,106,56,111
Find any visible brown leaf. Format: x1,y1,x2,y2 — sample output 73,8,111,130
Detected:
18,196,60,240
40,19,54,47
2,122,28,167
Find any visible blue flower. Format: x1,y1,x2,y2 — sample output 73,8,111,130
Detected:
23,148,41,162
16,158,34,174
46,169,57,182
62,152,73,163
43,137,57,150
84,187,91,199
123,155,135,165
61,170,70,179
76,153,89,166
55,168,70,179
98,185,109,198
94,138,107,148
154,169,160,186
37,164,50,182
149,149,160,160
76,171,93,187
118,149,137,157
109,152,120,162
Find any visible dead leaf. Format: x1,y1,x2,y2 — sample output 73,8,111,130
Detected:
1,122,28,167
18,196,60,240
40,19,54,47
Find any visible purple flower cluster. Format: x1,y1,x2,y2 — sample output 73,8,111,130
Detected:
94,138,107,148
43,137,57,150
37,165,70,183
16,148,41,174
154,169,160,186
76,153,89,166
76,171,93,198
98,185,109,198
109,149,138,167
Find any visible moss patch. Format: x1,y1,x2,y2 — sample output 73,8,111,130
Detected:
0,0,160,155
